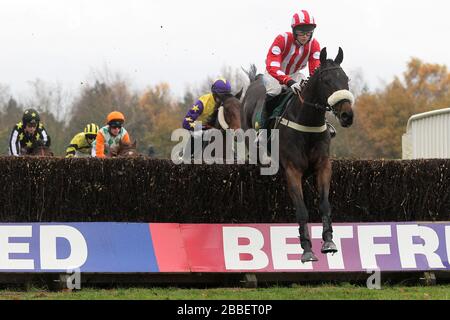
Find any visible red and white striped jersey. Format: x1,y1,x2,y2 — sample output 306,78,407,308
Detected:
266,33,321,85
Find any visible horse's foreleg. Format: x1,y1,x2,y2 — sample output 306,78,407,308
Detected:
316,158,337,254
285,163,318,262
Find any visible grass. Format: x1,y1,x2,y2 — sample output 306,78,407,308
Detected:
0,283,449,300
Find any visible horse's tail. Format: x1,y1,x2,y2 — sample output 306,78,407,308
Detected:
242,64,262,83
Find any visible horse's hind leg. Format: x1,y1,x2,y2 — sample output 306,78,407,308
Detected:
316,158,338,254
285,164,318,263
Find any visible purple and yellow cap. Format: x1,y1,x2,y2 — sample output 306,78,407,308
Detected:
211,78,231,94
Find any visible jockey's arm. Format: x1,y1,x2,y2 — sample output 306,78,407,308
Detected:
266,34,292,85
65,146,76,158
65,135,79,158
122,131,131,144
95,131,106,158
205,107,219,128
66,133,82,158
308,39,321,76
39,124,51,147
8,126,20,156
182,99,204,131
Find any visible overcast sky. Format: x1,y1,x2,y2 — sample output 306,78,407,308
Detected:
0,0,449,100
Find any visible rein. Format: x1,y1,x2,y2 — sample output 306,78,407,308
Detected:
276,65,344,133
299,65,342,113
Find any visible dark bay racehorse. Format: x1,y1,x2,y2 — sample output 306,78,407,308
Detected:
242,47,354,262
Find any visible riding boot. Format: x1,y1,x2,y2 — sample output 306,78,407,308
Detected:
326,120,336,138
256,94,277,145
262,94,279,129
183,132,200,160
189,135,195,159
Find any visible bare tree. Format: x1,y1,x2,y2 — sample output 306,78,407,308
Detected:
348,68,369,98
26,79,72,122
191,65,249,99
0,84,11,113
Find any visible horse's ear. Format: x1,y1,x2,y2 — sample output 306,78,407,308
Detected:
334,47,344,65
320,47,327,64
235,87,243,100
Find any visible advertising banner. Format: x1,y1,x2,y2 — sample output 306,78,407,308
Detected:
0,222,448,273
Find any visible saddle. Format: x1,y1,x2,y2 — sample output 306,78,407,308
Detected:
255,89,295,130
270,90,295,122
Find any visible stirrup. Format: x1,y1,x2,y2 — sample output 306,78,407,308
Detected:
259,150,271,165
255,128,267,143
327,122,336,138
254,129,271,165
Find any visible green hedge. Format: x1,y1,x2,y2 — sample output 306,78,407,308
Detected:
0,157,448,222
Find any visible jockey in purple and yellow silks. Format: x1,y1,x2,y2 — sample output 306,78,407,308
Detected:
182,78,232,131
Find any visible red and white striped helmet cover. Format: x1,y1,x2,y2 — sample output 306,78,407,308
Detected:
291,10,316,29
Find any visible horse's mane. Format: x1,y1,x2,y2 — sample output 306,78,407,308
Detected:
242,64,263,83
244,58,339,87
301,76,311,90
216,93,234,101
301,59,337,96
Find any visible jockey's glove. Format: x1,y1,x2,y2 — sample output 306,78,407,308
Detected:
287,80,302,95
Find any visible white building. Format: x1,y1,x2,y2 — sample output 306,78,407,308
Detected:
402,108,450,159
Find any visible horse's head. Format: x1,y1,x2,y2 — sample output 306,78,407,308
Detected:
213,89,243,130
312,47,354,128
24,141,54,157
26,146,53,156
117,140,139,157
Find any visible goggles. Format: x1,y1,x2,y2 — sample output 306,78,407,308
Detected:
295,31,313,37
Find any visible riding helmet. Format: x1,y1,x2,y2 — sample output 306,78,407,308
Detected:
84,123,99,135
22,108,40,126
211,78,231,95
106,111,125,125
291,10,316,36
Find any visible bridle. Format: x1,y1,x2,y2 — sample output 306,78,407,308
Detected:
275,64,350,133
299,65,345,116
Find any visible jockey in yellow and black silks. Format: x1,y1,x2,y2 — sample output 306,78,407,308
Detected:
9,108,51,156
65,123,99,158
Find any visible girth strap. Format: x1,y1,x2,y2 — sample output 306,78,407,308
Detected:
277,117,327,133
